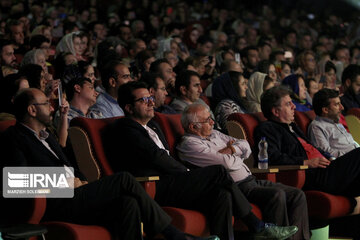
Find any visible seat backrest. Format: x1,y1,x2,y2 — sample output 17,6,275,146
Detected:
69,117,122,182
294,110,315,136
0,119,16,132
153,112,183,158
347,108,360,119
227,112,266,148
345,115,360,144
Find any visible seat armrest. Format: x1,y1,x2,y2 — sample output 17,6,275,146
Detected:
272,166,308,189
136,176,159,199
251,168,278,182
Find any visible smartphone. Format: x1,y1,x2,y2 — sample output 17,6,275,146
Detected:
235,53,241,64
208,55,213,63
58,82,63,107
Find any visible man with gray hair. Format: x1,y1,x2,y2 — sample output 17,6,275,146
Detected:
177,103,309,240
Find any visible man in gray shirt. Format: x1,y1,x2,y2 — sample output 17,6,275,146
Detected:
177,103,310,240
309,88,359,158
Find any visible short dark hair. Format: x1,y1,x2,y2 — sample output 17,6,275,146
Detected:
261,86,292,119
139,72,162,89
312,88,340,116
175,70,200,96
13,88,36,121
117,81,148,115
149,58,170,74
241,46,258,60
65,77,92,101
197,35,213,45
324,61,336,73
100,60,123,90
341,64,360,85
0,39,13,52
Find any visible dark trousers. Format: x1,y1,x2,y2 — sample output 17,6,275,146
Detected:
44,172,171,239
305,148,360,197
154,165,252,240
237,176,310,240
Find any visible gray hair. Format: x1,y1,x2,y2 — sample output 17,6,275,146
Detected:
181,103,210,131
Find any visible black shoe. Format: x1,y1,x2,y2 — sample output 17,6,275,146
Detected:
253,223,298,240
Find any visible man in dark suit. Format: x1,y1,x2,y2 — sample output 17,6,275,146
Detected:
103,81,298,240
0,88,217,240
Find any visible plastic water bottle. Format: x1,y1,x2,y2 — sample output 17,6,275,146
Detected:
258,137,268,169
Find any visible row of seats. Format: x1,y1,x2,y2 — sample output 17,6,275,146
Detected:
2,108,360,239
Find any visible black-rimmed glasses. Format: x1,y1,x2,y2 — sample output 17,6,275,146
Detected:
134,96,155,104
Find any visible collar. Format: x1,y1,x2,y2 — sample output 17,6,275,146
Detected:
184,131,213,141
102,91,118,104
315,116,337,124
70,105,85,116
21,123,49,140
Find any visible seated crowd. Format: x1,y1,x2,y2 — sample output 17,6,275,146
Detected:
1,0,360,239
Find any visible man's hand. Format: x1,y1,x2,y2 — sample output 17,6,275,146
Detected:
68,177,88,188
304,157,331,168
218,140,236,154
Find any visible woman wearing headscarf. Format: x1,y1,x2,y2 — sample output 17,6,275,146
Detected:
246,72,274,113
213,71,248,133
56,32,87,61
281,74,312,112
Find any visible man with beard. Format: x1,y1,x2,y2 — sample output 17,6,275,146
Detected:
102,81,299,240
149,59,177,97
340,64,360,114
0,88,218,240
309,88,359,158
0,39,18,77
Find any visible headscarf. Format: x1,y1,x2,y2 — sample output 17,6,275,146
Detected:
21,49,43,66
246,72,267,113
56,32,79,56
156,38,172,58
282,74,312,111
212,72,245,109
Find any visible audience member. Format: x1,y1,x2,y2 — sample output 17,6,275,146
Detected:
1,88,214,240
140,72,177,114
246,72,275,113
92,60,132,117
340,64,360,114
309,88,359,158
149,58,177,96
0,39,18,76
103,81,299,240
282,74,312,112
170,70,209,114
254,86,360,214
54,77,101,126
178,103,309,240
214,71,248,132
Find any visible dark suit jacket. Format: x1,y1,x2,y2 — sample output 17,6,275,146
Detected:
0,123,84,179
103,117,187,177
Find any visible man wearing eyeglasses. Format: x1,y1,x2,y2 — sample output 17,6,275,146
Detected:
102,81,298,240
91,60,133,118
1,88,221,240
140,72,177,114
177,103,310,240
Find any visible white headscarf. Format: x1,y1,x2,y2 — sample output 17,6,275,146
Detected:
246,72,267,113
56,32,80,56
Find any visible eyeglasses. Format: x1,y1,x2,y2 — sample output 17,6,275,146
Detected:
192,116,214,124
32,101,51,106
134,96,155,104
